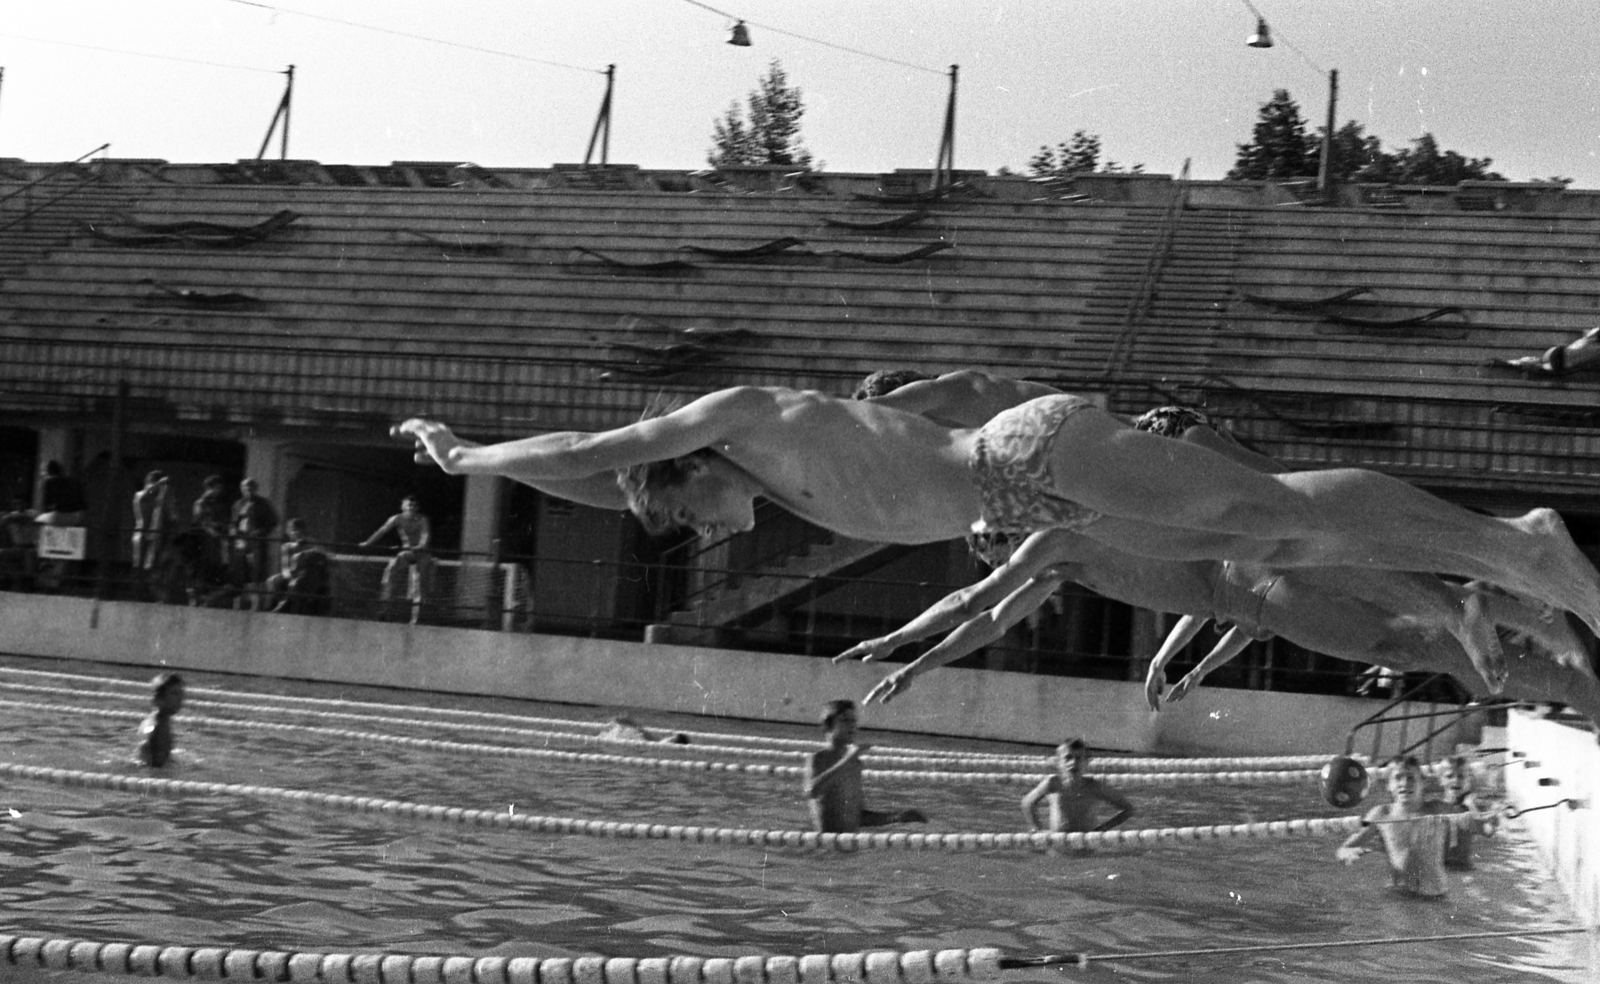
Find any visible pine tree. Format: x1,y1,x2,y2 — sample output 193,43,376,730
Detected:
708,60,813,168
1228,89,1315,180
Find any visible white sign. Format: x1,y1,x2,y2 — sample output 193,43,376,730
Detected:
37,525,87,560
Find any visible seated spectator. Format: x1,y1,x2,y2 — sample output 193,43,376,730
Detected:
361,495,435,620
0,495,39,590
266,518,331,615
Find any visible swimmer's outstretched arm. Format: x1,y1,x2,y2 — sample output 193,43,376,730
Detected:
394,388,767,508
1164,627,1253,705
1336,811,1383,863
864,570,1070,704
836,530,1073,664
1143,614,1211,711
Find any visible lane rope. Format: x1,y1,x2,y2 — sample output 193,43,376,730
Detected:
3,927,1590,982
0,936,1007,983
1,760,1370,851
0,697,1341,787
0,667,1338,770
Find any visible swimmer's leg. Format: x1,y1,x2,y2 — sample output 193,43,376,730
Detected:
1047,409,1600,631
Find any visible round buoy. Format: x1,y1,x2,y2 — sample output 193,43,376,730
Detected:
1319,755,1369,808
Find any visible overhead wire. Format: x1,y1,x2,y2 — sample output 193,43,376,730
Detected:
676,0,945,76
0,31,278,74
218,0,605,75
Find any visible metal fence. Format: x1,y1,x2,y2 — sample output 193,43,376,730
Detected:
1,518,1432,706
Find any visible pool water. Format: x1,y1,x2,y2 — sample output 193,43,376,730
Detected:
1,655,1594,983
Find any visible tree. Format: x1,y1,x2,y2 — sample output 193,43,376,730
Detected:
1383,134,1503,185
1027,130,1143,177
1228,89,1315,180
708,60,813,169
1324,121,1389,183
1231,90,1506,185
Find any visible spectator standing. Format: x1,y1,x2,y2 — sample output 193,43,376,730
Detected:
361,494,435,620
131,471,181,579
35,460,88,591
37,460,88,525
230,478,280,609
189,474,232,599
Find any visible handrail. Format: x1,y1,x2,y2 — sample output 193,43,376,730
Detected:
1101,159,1192,381
0,143,109,208
0,144,111,235
1343,673,1481,762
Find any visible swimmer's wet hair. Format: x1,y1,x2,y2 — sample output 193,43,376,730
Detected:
151,672,184,696
1059,737,1088,755
615,394,719,536
852,369,933,400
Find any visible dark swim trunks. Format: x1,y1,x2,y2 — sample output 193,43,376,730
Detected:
970,395,1104,539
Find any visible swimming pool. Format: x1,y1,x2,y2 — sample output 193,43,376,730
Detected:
1,654,1593,983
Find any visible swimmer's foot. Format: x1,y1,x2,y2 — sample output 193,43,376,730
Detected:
1508,508,1600,637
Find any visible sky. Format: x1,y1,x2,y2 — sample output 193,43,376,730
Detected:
2,0,1598,187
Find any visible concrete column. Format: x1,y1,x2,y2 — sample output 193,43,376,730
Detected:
457,474,507,625
459,474,505,557
240,438,294,514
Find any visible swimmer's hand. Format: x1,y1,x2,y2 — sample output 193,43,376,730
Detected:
1335,846,1366,864
1164,672,1201,706
1143,670,1167,712
834,636,899,664
864,668,914,704
393,419,478,473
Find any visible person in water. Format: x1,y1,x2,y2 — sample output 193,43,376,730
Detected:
803,699,927,834
136,672,186,768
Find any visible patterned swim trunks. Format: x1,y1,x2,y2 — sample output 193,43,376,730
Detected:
970,394,1104,538
1132,405,1212,438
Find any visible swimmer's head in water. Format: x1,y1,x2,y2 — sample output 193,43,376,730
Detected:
151,672,185,715
1442,755,1475,799
852,369,933,400
1056,737,1089,775
820,699,857,732
1386,755,1425,802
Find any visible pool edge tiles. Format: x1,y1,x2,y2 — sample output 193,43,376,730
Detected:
1505,711,1600,927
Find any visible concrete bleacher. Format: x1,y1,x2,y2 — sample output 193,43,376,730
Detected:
2,160,1598,497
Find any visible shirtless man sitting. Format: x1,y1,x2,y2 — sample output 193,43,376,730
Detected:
393,380,1600,638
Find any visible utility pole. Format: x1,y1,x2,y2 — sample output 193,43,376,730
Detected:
931,65,958,190
1317,68,1338,194
583,65,615,167
256,65,294,161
